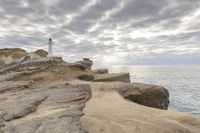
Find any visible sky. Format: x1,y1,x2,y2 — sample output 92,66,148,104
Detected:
0,0,200,65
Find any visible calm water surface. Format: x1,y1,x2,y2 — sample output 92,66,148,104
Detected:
102,65,200,117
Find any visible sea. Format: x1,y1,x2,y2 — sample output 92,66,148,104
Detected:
103,65,200,118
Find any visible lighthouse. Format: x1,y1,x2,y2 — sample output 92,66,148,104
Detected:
48,38,53,57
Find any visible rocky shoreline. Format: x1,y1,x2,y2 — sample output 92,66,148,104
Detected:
0,48,200,133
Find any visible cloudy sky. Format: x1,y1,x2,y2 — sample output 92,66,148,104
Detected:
0,0,200,65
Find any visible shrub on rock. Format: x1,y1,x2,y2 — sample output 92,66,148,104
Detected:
34,49,48,57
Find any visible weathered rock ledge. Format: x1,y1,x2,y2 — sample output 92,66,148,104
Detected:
0,48,199,133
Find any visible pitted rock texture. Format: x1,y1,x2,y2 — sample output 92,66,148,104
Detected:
93,73,130,82
92,69,108,74
0,57,90,133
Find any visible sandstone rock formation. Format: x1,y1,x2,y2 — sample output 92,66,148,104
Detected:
81,92,200,133
0,55,90,133
119,83,170,109
69,58,93,71
0,48,199,133
0,48,28,66
0,48,27,58
93,73,130,82
67,81,169,110
92,68,108,74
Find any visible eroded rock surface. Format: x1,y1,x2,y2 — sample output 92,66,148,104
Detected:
0,48,199,133
119,83,170,109
92,69,108,74
93,73,130,82
69,58,93,71
0,57,90,133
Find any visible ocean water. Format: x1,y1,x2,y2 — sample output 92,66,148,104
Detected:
106,65,200,118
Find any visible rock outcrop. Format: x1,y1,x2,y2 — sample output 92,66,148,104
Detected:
0,48,28,66
0,48,27,58
119,83,170,109
92,68,108,74
0,48,199,133
93,73,130,82
81,92,200,133
0,83,90,133
69,58,93,71
0,55,90,133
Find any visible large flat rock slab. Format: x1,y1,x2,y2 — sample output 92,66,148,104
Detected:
0,81,33,93
0,83,90,133
81,92,200,133
93,73,130,83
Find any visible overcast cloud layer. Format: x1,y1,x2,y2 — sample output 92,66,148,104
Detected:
0,0,200,65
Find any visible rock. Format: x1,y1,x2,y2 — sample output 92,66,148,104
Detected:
0,48,27,59
0,47,199,133
20,53,43,62
21,55,31,62
69,58,93,71
0,56,14,66
82,58,93,70
77,74,94,81
0,54,90,133
77,81,169,110
81,92,200,133
0,81,34,93
0,84,90,133
34,49,48,57
92,69,108,74
83,58,90,62
119,83,169,109
0,49,45,66
93,73,130,82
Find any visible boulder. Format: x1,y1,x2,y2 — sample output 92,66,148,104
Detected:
92,68,108,74
82,58,93,70
93,73,130,83
119,83,169,109
69,58,93,71
83,82,169,110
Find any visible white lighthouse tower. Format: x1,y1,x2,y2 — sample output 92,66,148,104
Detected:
48,38,53,57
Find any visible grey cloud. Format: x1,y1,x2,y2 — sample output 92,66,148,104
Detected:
0,0,199,65
109,0,200,30
48,0,87,15
65,0,120,34
111,0,168,20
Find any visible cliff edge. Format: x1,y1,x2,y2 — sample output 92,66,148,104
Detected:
0,48,199,133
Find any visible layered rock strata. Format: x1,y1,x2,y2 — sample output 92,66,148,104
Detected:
0,48,199,133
